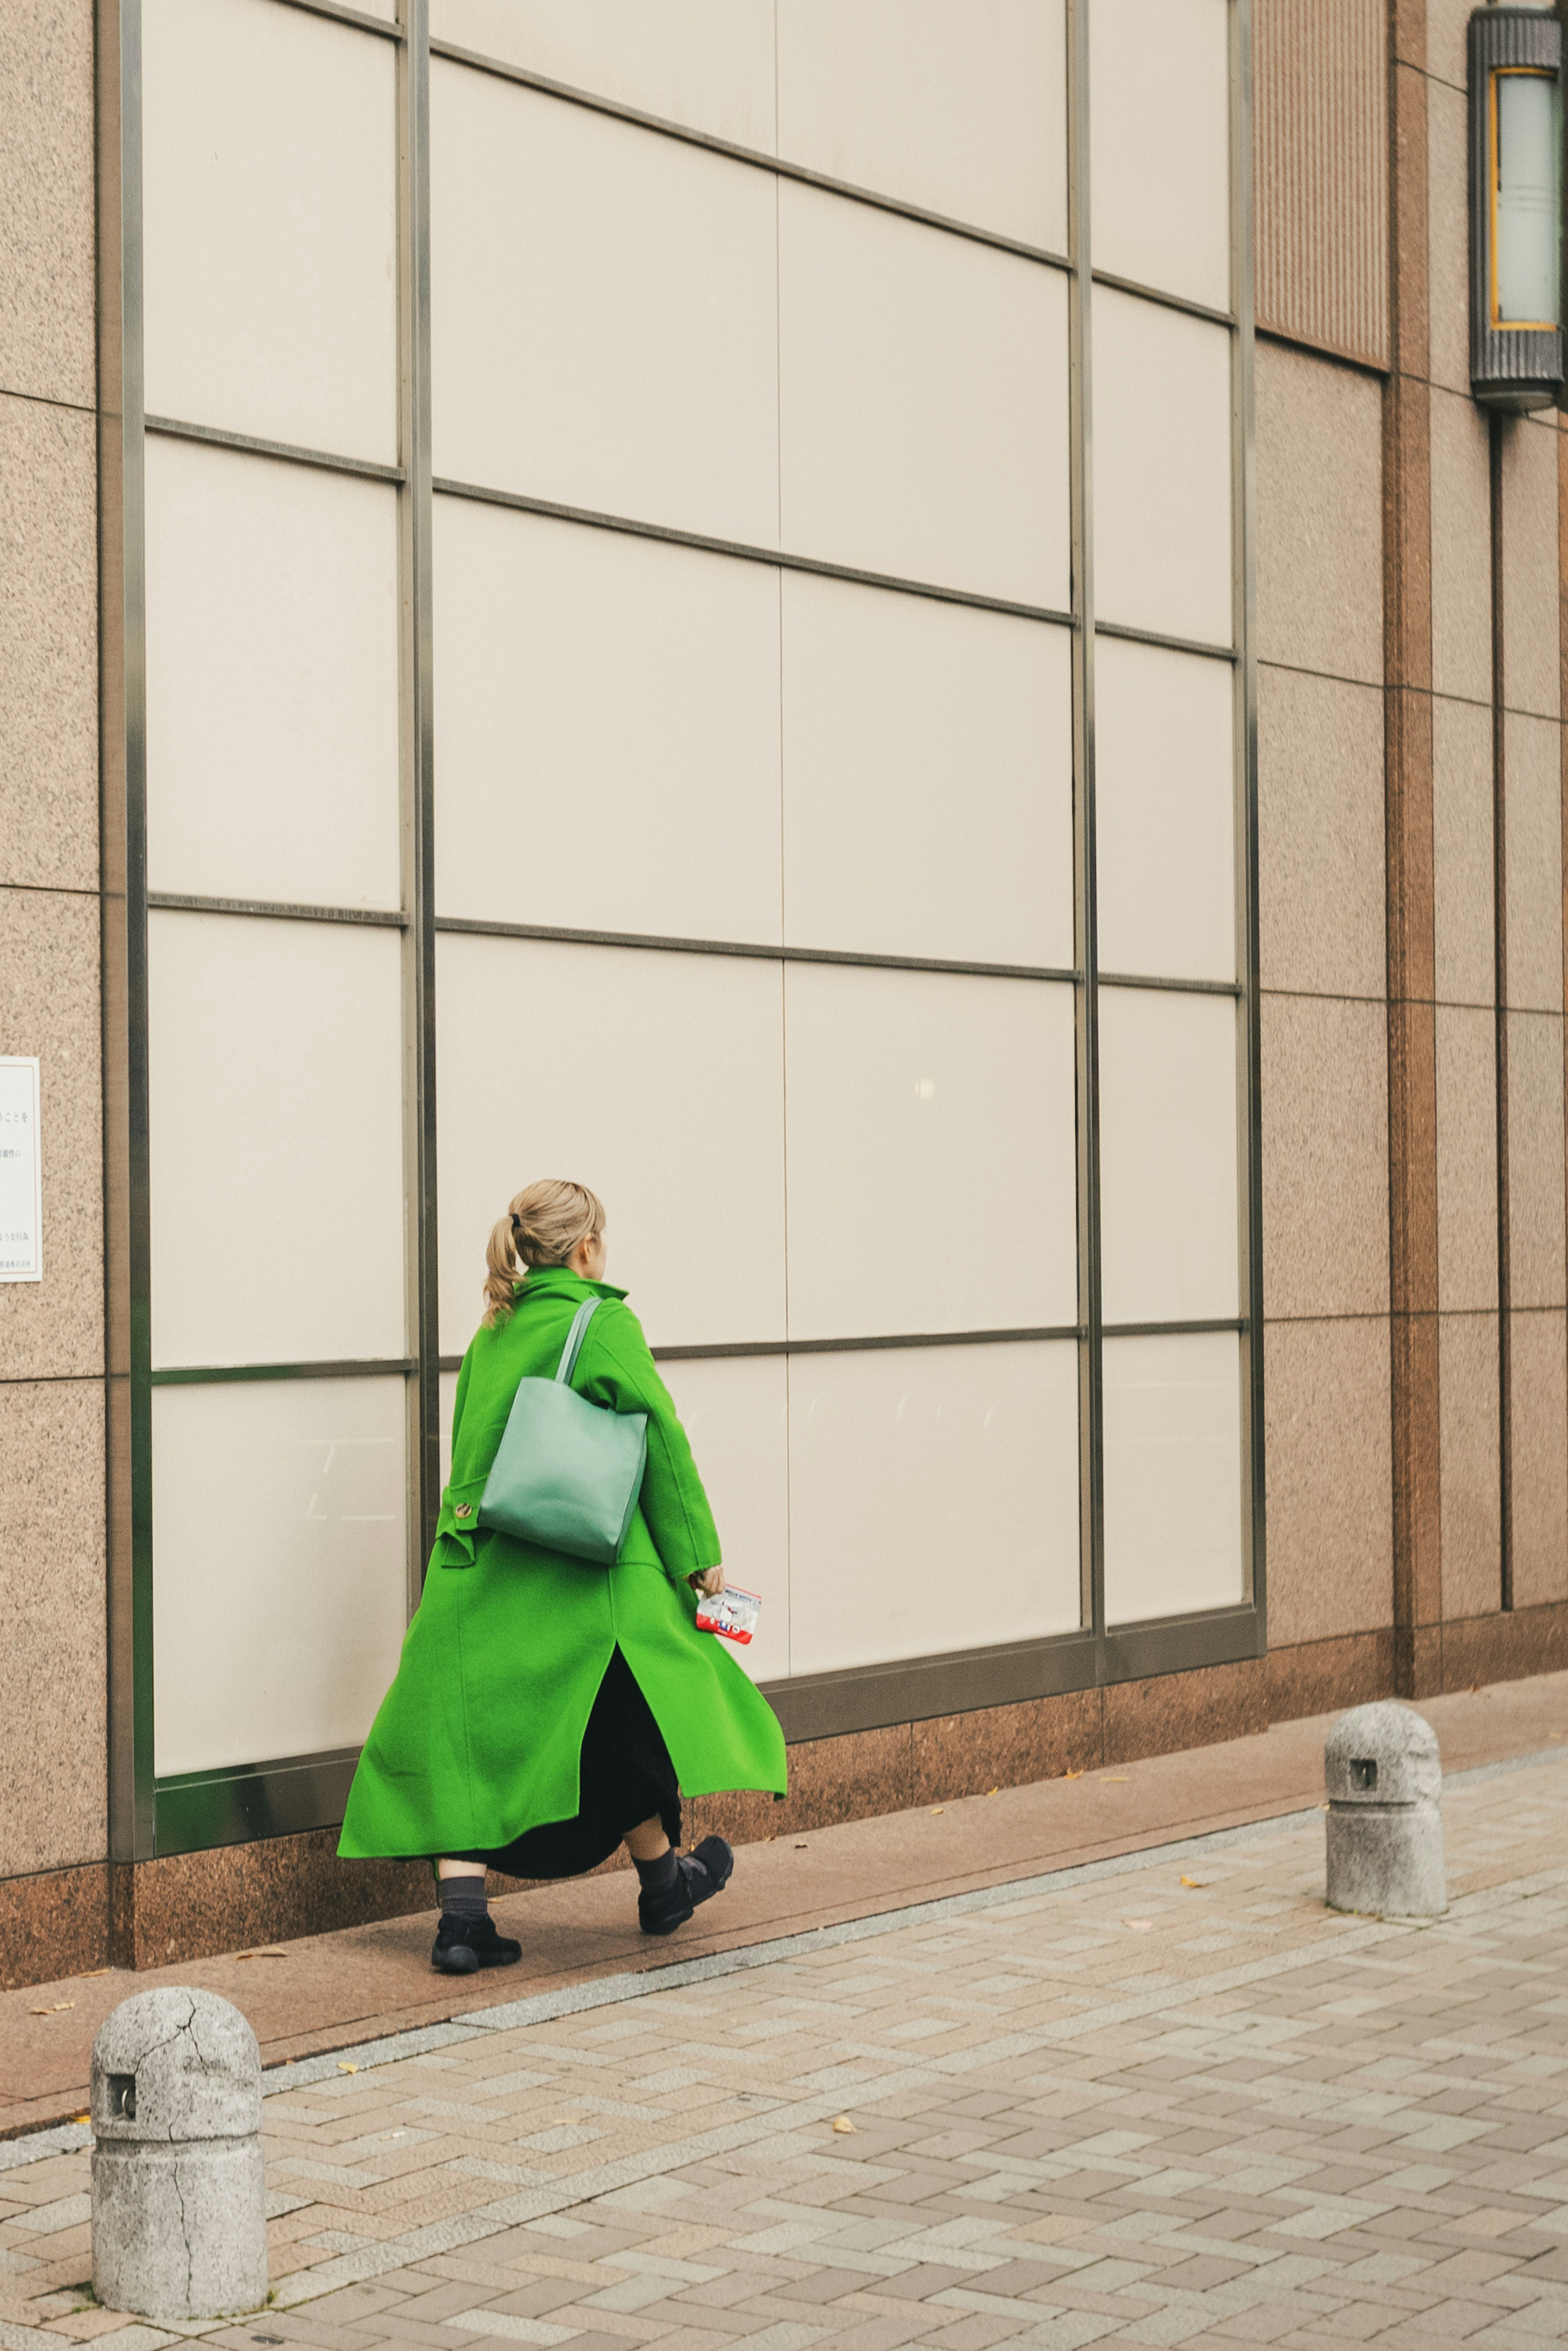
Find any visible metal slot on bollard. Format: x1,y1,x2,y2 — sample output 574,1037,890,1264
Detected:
1324,1701,1446,1919
91,1989,268,2320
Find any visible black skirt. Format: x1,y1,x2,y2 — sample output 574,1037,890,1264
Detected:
447,1646,682,1880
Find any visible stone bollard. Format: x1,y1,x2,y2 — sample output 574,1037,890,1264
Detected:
91,1989,268,2320
1325,1701,1446,1919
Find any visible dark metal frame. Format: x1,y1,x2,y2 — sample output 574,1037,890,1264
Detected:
1467,6,1564,412
102,0,1265,1859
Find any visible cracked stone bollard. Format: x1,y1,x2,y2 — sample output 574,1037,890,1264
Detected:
91,1988,268,2320
1325,1700,1446,1919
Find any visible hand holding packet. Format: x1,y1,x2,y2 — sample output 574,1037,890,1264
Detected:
694,1585,762,1646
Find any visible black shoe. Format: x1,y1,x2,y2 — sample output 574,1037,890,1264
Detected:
431,1913,522,1975
637,1838,735,1937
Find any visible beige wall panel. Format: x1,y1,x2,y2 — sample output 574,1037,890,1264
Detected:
777,0,1067,252
1093,291,1232,646
1426,79,1469,400
153,1378,408,1775
1255,341,1383,685
0,888,102,1381
779,184,1070,607
1433,695,1496,1010
1505,713,1565,1013
436,935,787,1356
1506,1011,1567,1312
1436,1005,1499,1316
0,394,97,894
1430,388,1494,708
1263,1315,1392,1646
0,1378,105,1875
1096,637,1236,985
0,0,94,407
1261,992,1390,1318
659,1355,789,1685
1502,418,1563,724
1256,665,1385,1000
434,499,784,944
430,2,777,151
1097,989,1241,1326
787,1340,1081,1674
783,965,1077,1342
145,437,402,913
148,914,406,1369
432,68,778,547
143,0,398,462
781,575,1073,968
1091,0,1229,309
1439,1312,1501,1622
1103,1331,1245,1625
1510,1309,1568,1608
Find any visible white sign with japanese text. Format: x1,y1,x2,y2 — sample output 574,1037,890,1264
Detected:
0,1057,42,1281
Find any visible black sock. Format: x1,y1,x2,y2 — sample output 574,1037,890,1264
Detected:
633,1848,679,1892
441,1877,489,1925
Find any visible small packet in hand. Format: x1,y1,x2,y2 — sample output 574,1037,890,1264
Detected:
695,1585,762,1646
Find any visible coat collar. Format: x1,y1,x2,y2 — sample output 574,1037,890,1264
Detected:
513,1265,628,1305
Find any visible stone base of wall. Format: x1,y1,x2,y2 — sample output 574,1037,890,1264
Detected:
2,1615,1560,1991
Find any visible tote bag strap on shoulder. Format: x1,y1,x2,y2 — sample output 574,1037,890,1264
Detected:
554,1296,601,1387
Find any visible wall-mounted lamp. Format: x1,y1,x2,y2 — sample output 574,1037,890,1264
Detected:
1470,4,1564,411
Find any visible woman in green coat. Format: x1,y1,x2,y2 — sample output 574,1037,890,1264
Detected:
340,1179,788,1974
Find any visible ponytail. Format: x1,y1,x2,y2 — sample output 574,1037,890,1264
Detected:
481,1179,605,1325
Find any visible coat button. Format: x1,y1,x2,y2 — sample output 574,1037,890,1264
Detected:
455,1504,472,1518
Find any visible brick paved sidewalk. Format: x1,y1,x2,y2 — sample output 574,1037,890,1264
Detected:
8,1749,1568,2349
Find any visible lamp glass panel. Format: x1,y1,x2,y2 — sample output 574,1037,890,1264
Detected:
782,963,1079,1341
142,0,397,461
433,498,783,942
1094,636,1236,984
434,933,787,1355
787,1339,1081,1674
152,1377,408,1775
145,436,401,911
148,912,406,1369
779,181,1071,608
1495,72,1562,325
1097,987,1241,1326
659,1355,791,1684
1103,1331,1245,1624
781,573,1074,968
431,62,779,545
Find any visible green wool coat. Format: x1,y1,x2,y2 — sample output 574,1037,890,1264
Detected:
339,1266,787,1860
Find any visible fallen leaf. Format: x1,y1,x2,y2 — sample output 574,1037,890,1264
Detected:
80,1968,110,1978
1124,1920,1154,1932
1063,1770,1084,1780
1102,1776,1128,1783
987,1787,999,1797
30,2002,74,2015
72,2113,89,2125
337,2062,359,2075
794,1841,808,1850
930,1806,944,1816
832,2115,856,2134
1179,1877,1209,1889
236,1950,288,1962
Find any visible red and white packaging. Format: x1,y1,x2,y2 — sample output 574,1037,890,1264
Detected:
694,1585,762,1646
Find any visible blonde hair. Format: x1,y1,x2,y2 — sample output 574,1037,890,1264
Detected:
483,1179,605,1325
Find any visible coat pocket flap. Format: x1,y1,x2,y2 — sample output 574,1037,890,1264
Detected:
433,1474,490,1569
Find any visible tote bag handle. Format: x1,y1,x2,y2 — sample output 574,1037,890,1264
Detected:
554,1296,600,1387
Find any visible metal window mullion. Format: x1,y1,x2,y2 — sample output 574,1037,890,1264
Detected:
397,0,439,1606
1067,0,1104,1663
100,0,156,1869
1232,0,1265,1644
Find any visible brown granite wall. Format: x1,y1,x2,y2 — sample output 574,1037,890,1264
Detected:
0,4,107,1889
